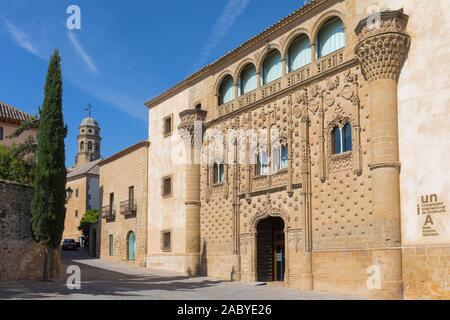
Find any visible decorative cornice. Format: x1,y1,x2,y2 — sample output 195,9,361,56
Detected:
355,10,411,83
178,109,208,132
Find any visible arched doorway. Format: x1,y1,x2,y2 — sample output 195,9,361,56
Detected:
256,217,285,282
127,231,136,261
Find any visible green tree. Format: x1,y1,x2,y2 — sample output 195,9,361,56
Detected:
78,209,99,238
31,50,66,280
0,144,35,185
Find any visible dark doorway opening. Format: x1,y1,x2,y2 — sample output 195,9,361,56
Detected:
256,217,285,282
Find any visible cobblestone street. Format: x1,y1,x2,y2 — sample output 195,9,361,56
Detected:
0,250,363,300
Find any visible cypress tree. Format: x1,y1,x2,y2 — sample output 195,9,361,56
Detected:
31,50,66,280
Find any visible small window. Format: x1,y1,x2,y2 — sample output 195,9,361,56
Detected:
161,231,171,252
256,151,270,176
163,115,173,137
75,210,78,218
80,142,84,151
89,129,92,133
213,162,225,184
195,103,202,110
88,141,93,151
162,176,172,197
332,123,352,155
0,127,3,140
109,193,115,214
109,235,114,256
273,145,289,172
129,186,135,208
75,189,79,198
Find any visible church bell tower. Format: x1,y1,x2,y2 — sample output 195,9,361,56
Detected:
75,116,101,166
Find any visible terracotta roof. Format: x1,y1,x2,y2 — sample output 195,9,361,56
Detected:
145,0,324,108
0,101,33,124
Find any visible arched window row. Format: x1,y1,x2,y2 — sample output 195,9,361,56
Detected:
217,16,345,106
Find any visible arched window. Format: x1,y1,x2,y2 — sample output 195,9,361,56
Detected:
287,35,311,72
80,141,84,151
317,17,345,58
219,75,235,105
213,162,225,184
273,144,289,172
195,103,202,110
332,123,352,154
262,50,282,85
239,64,257,96
256,150,270,176
88,141,93,151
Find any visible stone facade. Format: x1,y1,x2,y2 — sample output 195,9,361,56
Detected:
63,161,100,241
0,180,59,281
144,0,449,299
99,141,149,267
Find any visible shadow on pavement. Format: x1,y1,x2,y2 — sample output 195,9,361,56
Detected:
0,249,222,300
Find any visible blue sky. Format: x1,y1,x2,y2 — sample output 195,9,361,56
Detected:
0,0,306,166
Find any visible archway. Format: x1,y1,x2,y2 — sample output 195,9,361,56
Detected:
256,217,285,282
127,231,136,261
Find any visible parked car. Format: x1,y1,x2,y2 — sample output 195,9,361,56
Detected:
62,239,78,251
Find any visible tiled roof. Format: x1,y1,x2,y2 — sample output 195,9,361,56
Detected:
145,0,323,108
0,101,33,123
67,159,101,179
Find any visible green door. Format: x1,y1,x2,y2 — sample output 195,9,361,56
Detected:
128,232,136,260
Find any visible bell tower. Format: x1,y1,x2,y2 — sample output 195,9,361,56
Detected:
75,116,101,166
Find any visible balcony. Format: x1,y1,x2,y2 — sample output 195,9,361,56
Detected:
315,48,345,75
216,48,348,118
102,205,116,219
120,200,137,216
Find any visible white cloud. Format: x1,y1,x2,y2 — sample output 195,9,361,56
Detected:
3,19,42,58
67,31,99,75
199,0,251,65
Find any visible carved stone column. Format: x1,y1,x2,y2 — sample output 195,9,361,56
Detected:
355,10,410,299
178,108,207,276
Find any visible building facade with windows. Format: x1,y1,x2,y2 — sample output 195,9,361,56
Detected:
145,0,450,299
99,141,149,266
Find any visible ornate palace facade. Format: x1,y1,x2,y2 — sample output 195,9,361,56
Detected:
145,0,450,299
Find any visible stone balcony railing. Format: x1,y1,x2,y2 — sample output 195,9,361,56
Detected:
216,48,347,118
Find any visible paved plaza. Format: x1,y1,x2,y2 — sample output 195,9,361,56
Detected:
0,251,363,300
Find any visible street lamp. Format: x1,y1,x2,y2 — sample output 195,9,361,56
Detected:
66,187,73,200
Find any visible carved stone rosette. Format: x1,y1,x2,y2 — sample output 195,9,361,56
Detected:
354,10,411,83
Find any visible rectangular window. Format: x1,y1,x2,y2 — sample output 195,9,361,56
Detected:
256,151,270,176
109,193,115,215
0,127,3,140
161,231,171,252
75,210,78,218
213,163,224,184
163,114,173,137
129,186,135,210
75,189,79,198
273,145,288,172
162,176,172,197
109,235,114,256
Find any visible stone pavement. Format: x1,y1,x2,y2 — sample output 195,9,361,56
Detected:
0,250,364,300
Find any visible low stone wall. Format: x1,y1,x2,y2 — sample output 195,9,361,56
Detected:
0,180,59,281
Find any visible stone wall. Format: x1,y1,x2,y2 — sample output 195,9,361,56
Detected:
0,180,46,281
